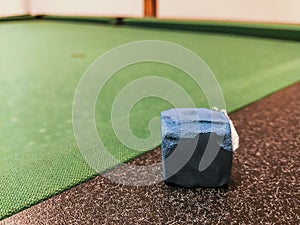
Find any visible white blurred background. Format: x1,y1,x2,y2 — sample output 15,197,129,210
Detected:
0,0,299,24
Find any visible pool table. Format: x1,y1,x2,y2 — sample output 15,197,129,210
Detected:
0,17,299,220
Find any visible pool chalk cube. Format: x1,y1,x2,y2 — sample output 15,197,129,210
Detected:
161,108,233,188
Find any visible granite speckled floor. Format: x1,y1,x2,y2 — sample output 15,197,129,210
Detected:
2,82,299,225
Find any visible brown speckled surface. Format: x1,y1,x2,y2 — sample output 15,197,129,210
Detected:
2,82,300,225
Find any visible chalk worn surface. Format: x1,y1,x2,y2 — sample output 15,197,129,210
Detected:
2,82,299,224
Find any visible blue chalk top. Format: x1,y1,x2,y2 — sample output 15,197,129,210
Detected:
161,108,228,124
161,108,231,140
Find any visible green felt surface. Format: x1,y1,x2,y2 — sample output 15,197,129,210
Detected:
1,19,300,219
